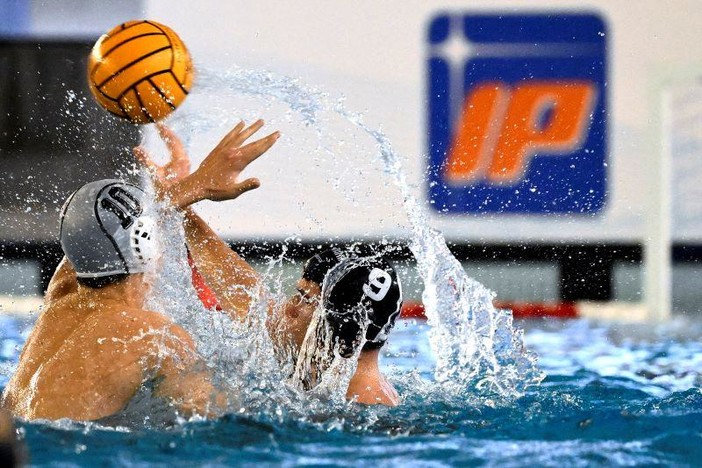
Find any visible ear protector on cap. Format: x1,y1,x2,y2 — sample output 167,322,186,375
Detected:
129,216,159,265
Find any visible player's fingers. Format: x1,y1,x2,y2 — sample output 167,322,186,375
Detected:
236,131,280,164
156,123,188,162
232,178,261,197
218,121,246,149
232,119,265,147
133,146,158,173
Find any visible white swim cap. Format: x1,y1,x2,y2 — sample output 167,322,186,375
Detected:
59,179,158,278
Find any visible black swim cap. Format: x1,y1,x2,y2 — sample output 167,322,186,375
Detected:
305,249,402,356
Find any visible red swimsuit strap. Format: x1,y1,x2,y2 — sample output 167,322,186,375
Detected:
188,253,221,310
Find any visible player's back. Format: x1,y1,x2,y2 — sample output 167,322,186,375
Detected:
2,291,167,421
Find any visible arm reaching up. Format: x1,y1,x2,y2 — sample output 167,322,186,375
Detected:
134,122,274,321
182,209,261,321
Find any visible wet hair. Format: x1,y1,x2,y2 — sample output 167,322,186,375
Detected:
302,249,403,357
76,273,128,289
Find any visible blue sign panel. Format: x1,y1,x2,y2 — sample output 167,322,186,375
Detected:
427,14,608,214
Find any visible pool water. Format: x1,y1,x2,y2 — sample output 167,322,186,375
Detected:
2,315,701,467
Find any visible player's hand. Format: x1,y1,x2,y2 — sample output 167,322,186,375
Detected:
161,120,279,209
133,123,191,192
191,119,279,202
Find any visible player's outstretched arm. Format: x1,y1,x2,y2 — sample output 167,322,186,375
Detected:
182,209,261,321
134,123,269,321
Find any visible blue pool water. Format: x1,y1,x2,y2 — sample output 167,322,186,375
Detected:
2,315,701,466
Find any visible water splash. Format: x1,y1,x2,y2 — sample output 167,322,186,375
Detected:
292,308,362,401
158,65,543,401
138,189,362,427
337,108,543,397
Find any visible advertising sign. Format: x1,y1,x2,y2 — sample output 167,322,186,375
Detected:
427,13,608,214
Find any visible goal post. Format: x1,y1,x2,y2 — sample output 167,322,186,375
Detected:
646,65,702,321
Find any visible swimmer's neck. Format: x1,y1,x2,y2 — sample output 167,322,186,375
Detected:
347,348,399,406
353,348,382,377
76,273,149,309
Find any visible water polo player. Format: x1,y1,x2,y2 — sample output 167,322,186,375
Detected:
285,248,403,405
2,121,279,421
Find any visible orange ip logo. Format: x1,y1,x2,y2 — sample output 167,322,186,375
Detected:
447,81,597,185
427,14,607,214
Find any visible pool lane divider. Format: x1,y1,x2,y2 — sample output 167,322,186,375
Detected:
400,301,649,322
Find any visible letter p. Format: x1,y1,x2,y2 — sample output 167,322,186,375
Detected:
487,82,596,184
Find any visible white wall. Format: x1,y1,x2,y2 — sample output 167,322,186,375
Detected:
132,1,702,242
26,0,144,38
